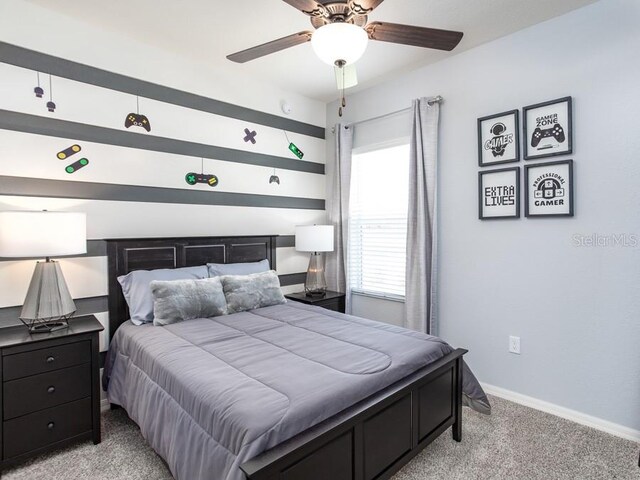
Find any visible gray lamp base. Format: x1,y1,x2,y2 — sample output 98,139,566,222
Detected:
304,252,327,297
20,259,76,334
22,318,70,334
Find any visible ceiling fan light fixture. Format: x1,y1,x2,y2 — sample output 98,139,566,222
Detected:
311,23,368,66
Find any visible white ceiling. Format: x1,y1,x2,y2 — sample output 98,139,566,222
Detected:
25,0,598,103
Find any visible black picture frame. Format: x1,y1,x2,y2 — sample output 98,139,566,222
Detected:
478,166,520,220
477,109,520,167
523,96,573,160
524,159,574,217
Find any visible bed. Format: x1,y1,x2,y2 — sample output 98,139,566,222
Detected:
103,235,489,480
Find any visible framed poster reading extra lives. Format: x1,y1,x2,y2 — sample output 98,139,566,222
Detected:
525,160,574,217
479,167,520,219
523,96,573,160
477,110,519,167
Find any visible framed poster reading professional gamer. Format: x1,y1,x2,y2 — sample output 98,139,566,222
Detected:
478,167,520,220
525,160,574,217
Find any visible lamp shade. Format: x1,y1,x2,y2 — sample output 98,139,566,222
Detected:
311,23,368,66
0,211,87,257
295,225,334,252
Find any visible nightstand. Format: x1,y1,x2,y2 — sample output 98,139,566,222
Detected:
285,291,346,313
0,315,104,470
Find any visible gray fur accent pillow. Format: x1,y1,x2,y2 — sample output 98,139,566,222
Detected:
221,270,286,314
151,277,228,326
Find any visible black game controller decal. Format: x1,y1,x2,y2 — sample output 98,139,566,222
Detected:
125,113,151,132
531,123,565,149
185,172,219,187
56,144,89,174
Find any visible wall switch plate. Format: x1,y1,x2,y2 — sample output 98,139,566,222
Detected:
509,336,521,354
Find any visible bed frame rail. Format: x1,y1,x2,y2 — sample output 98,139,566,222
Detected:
241,348,466,480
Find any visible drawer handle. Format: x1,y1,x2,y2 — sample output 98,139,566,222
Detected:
46,356,55,363
47,422,55,430
47,386,56,394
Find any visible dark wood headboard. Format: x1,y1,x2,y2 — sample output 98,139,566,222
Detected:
106,235,278,340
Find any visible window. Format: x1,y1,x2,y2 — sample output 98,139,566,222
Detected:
349,143,409,299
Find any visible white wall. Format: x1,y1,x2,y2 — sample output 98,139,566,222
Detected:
327,0,640,433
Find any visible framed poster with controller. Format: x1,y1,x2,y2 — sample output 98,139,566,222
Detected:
478,167,520,220
477,110,519,166
525,160,574,217
523,97,572,160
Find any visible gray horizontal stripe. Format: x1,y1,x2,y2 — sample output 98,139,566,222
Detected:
0,42,325,139
0,296,108,328
0,239,297,262
0,110,325,175
0,176,325,210
276,235,295,248
279,272,307,286
0,270,306,328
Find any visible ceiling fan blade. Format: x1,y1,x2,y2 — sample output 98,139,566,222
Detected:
349,0,385,15
227,31,313,63
335,64,358,90
281,0,327,17
365,21,463,51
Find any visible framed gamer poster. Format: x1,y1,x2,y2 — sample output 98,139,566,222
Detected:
525,160,574,217
477,109,519,166
478,167,520,220
523,96,573,160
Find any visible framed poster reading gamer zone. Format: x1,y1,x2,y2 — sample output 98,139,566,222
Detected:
523,96,573,160
478,167,520,220
525,160,574,217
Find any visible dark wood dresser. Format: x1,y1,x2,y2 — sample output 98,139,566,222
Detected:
0,315,103,469
285,291,346,313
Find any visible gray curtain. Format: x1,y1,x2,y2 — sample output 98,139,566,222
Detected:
326,123,353,313
405,98,439,334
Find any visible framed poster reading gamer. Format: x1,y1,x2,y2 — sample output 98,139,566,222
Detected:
525,160,574,217
477,109,520,167
478,167,520,219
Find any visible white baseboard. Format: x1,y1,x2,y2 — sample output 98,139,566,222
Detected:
100,398,110,413
482,383,640,443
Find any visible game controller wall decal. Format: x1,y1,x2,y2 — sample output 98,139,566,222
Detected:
185,158,218,188
523,97,572,160
46,74,56,113
124,96,151,132
283,131,304,159
34,72,44,98
269,168,280,185
56,143,89,174
243,128,257,144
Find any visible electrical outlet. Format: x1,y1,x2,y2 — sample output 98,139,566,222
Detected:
509,336,521,354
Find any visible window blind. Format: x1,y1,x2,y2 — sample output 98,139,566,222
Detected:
349,144,409,299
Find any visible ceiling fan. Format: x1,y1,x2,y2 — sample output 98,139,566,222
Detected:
227,0,463,115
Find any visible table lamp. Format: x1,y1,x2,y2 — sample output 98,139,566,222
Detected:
0,211,86,333
295,225,334,297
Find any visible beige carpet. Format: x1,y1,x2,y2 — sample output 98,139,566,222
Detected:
3,396,638,479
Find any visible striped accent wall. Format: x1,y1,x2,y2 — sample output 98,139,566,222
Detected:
0,43,324,362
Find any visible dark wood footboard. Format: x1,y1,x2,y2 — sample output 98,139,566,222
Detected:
241,348,466,480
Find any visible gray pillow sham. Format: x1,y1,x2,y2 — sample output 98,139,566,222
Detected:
207,259,270,278
221,270,286,314
117,265,209,325
150,277,228,326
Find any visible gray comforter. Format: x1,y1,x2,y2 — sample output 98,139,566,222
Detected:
104,302,490,480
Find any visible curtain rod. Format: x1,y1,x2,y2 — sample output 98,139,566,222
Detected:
330,95,443,133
